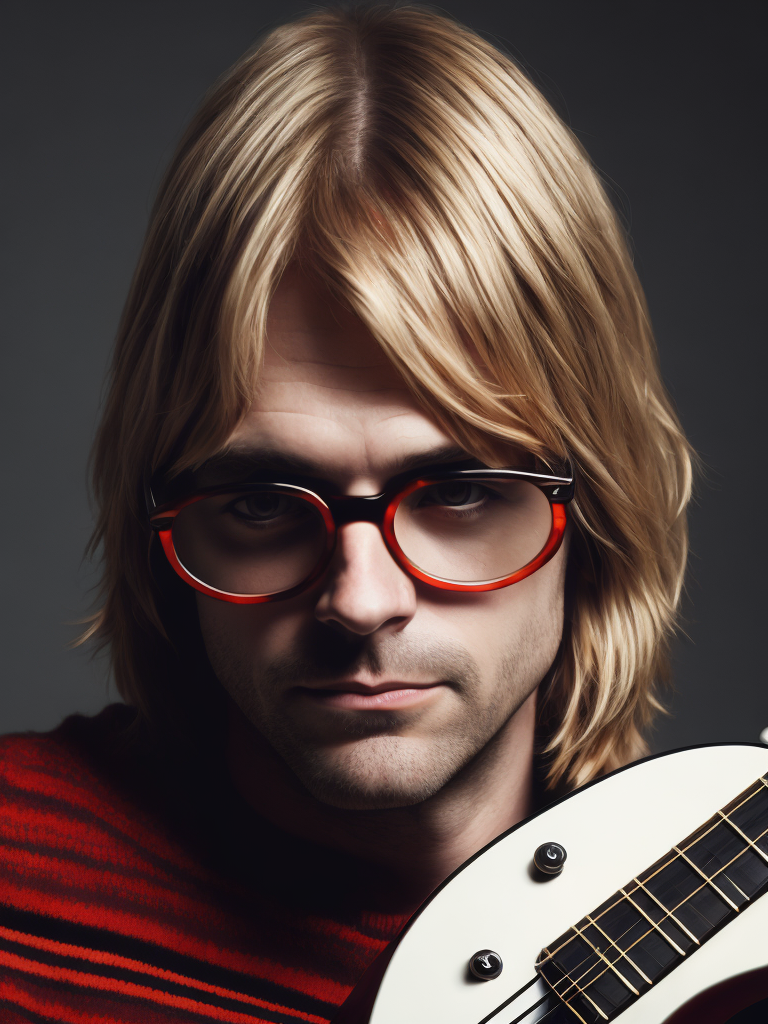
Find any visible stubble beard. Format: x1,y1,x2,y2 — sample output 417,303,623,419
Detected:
202,623,555,811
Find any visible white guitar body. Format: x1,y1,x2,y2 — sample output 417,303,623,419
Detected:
339,744,768,1024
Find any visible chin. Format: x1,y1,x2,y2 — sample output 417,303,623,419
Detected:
284,734,461,811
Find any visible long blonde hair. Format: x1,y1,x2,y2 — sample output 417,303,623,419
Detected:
86,5,692,788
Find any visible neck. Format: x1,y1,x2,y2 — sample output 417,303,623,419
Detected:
226,691,537,913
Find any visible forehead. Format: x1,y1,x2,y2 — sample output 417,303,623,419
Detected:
264,264,393,376
224,266,452,487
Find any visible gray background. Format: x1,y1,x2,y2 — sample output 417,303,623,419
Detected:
2,1,765,751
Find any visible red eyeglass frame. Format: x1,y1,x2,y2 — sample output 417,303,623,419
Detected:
147,464,574,604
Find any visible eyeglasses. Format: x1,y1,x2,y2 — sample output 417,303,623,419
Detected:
147,461,574,604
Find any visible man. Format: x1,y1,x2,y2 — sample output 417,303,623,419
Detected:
0,7,692,1022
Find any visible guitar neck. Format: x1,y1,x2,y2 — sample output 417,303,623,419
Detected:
536,774,768,1022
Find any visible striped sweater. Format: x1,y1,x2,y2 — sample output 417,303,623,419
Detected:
0,706,409,1023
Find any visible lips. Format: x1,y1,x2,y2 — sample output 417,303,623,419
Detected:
296,680,445,710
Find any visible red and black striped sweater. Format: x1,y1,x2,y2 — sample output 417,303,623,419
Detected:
0,705,409,1023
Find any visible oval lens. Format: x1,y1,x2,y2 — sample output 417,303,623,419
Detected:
393,478,553,583
172,488,329,596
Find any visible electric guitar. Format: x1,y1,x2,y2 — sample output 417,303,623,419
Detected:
333,743,768,1023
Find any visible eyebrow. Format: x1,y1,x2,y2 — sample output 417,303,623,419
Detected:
196,442,475,485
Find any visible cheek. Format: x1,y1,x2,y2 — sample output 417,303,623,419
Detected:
423,544,569,630
418,546,567,675
195,593,313,668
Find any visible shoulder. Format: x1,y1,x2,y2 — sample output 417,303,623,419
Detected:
0,703,219,947
0,704,171,879
0,703,138,812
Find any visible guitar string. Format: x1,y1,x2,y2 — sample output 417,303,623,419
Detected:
544,824,768,1014
584,913,652,985
540,818,768,1007
536,777,768,989
548,822,768,1002
539,778,768,1010
570,923,640,995
545,889,686,1006
539,870,690,969
535,947,610,1023
539,785,768,967
634,874,701,945
672,845,741,910
543,886,686,1005
553,871,726,1005
551,877,727,1009
718,810,768,864
722,779,767,818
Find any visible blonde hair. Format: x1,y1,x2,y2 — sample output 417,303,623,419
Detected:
87,5,692,788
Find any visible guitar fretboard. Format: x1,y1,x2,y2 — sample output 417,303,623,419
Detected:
535,773,768,1022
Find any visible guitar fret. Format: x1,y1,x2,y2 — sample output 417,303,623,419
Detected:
718,870,748,901
724,786,761,816
557,944,636,1021
536,770,768,1021
584,914,653,985
537,928,599,966
586,894,679,979
549,960,593,1001
725,876,748,900
572,909,688,994
537,907,659,1022
539,937,604,998
681,811,768,914
619,888,686,956
680,816,720,850
635,856,718,944
560,903,669,1019
563,1004,592,1024
569,979,610,1022
692,811,765,860
538,866,727,1019
537,887,655,965
538,940,611,1023
631,877,700,945
609,920,676,976
706,833,768,901
557,998,592,1024
572,925,639,995
593,886,688,963
727,783,768,857
636,850,677,887
634,847,728,933
672,846,740,911
575,990,609,1023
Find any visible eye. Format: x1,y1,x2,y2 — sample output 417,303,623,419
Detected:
419,482,489,508
229,492,299,523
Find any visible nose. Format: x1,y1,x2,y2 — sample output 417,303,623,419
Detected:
314,522,417,636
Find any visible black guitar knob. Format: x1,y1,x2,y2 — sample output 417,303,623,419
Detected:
533,842,567,876
469,949,503,980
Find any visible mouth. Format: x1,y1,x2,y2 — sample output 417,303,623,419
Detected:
294,679,446,711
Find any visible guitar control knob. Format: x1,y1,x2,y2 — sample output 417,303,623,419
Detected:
533,842,567,876
469,949,503,980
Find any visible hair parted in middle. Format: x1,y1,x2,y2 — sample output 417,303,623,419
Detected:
87,4,693,789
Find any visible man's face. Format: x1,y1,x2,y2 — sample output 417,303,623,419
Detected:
196,266,568,810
